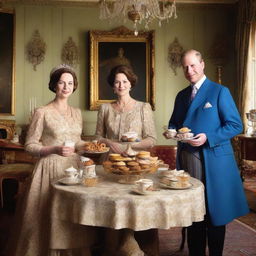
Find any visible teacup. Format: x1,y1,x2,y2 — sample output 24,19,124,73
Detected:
64,140,75,148
166,129,177,138
64,166,79,179
135,179,153,192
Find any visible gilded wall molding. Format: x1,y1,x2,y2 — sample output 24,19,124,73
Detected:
61,36,79,67
26,29,46,71
168,37,184,76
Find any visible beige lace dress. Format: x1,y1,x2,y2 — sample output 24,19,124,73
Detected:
95,101,159,256
7,104,96,256
95,101,157,151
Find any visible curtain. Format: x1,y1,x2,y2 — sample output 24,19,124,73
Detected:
235,0,256,126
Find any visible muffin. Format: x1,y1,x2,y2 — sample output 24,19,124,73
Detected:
80,156,94,166
84,176,98,187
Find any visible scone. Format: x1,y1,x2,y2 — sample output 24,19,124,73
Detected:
109,153,121,161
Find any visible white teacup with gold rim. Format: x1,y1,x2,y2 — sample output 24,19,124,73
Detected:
135,179,153,193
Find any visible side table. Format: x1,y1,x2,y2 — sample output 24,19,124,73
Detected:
233,134,256,179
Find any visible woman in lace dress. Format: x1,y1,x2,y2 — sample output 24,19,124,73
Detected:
7,65,96,256
95,65,158,256
96,64,156,154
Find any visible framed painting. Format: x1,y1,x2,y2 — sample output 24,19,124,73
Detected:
89,26,155,110
0,10,15,115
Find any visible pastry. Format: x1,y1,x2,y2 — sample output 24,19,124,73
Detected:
129,165,142,172
103,161,112,168
121,131,138,142
113,161,126,167
178,127,191,133
109,153,121,161
140,164,151,169
137,151,151,159
80,156,94,166
84,141,107,152
84,176,98,187
118,166,130,172
127,161,139,167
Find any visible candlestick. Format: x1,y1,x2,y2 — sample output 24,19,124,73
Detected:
29,98,32,115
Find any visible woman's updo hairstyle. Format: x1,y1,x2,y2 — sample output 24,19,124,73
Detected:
107,65,138,88
48,64,78,93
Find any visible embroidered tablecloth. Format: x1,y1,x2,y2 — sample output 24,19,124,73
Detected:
51,166,205,231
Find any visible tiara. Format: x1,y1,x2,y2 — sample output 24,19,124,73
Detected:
50,64,74,76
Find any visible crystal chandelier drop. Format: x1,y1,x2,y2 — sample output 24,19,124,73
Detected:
99,0,177,36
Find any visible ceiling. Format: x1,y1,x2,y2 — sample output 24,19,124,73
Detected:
0,0,239,5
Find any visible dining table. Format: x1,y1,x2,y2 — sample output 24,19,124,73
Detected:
50,165,206,254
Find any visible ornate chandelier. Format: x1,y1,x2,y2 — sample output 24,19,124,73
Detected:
99,0,177,36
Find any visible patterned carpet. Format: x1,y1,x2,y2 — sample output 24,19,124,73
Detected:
159,220,256,256
159,183,256,256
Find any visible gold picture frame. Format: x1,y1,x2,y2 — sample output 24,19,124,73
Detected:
89,26,155,110
0,9,15,116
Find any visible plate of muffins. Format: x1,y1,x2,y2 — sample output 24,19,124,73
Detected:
103,151,159,176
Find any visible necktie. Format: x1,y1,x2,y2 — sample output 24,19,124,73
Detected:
191,85,197,101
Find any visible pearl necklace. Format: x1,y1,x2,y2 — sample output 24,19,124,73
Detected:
116,98,134,113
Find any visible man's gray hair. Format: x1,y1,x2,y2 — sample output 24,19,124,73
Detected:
181,49,203,63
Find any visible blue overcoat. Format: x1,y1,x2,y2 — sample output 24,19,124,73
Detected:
169,78,249,226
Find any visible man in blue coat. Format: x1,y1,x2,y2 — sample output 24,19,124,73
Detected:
166,49,249,256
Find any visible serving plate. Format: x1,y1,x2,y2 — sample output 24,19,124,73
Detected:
169,136,196,142
159,182,193,190
58,177,81,185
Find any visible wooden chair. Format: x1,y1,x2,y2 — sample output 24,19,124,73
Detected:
0,141,36,209
0,163,34,208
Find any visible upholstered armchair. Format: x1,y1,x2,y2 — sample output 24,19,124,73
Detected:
150,145,177,169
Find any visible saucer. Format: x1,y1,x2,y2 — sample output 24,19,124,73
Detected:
58,177,81,185
159,182,193,190
171,136,196,142
131,187,160,195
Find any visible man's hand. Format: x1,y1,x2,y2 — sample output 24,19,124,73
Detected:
187,133,207,147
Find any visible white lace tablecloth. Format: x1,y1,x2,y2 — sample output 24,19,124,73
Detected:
51,166,205,231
